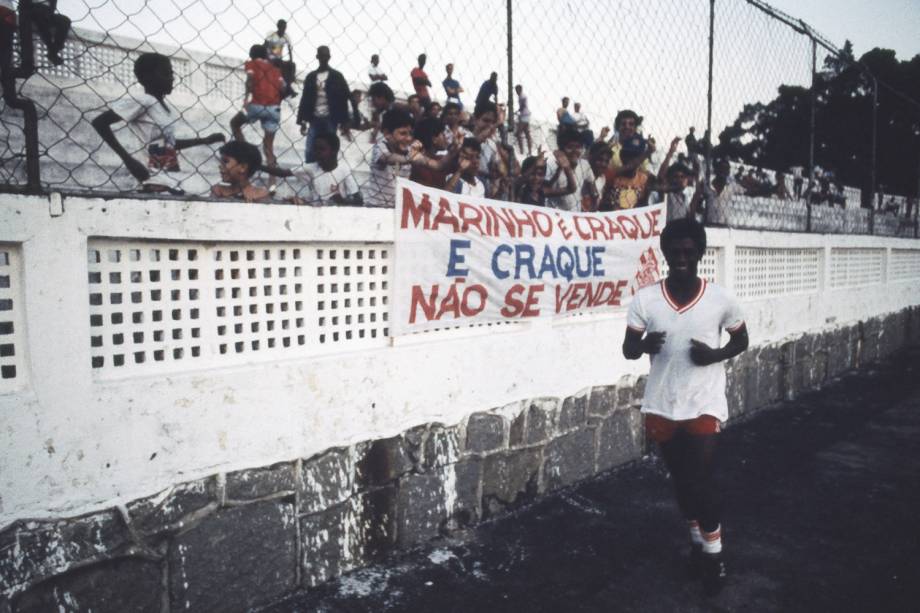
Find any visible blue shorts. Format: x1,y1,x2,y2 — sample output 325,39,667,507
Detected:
245,103,281,134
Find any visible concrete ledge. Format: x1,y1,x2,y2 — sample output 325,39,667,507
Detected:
2,306,919,611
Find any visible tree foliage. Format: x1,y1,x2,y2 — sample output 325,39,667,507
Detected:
715,41,920,197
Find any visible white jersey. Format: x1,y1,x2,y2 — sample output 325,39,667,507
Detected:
544,157,594,212
292,162,360,205
626,279,745,422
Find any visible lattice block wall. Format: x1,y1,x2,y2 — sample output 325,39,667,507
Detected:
87,240,391,378
0,245,27,393
659,247,722,284
829,248,885,289
734,247,822,299
88,243,205,372
890,249,920,282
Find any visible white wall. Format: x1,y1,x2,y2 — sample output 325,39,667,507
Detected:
1,193,919,525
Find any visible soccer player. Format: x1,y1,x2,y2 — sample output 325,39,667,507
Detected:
622,218,749,596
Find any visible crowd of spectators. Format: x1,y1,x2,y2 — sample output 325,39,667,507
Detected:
4,9,912,220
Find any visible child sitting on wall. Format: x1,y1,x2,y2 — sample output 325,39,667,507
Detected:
445,138,485,198
92,53,225,195
210,140,271,203
270,132,362,206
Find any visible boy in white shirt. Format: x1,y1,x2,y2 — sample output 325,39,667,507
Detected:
445,138,485,198
623,218,748,596
272,132,361,206
544,126,595,211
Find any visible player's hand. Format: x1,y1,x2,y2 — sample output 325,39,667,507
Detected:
642,331,666,355
689,339,720,365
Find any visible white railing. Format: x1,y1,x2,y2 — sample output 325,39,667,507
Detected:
2,193,920,524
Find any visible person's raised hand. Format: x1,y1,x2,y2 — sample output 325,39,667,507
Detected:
554,149,571,170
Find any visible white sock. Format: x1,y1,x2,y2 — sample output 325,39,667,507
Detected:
688,520,703,546
701,525,722,554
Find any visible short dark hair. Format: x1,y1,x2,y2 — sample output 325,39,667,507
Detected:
407,93,420,103
520,155,537,175
660,218,707,257
588,141,611,162
442,102,461,115
249,44,267,60
368,82,394,103
556,126,581,149
382,107,413,133
418,53,426,64
134,53,171,83
614,109,641,130
461,137,482,153
219,141,262,177
415,117,445,149
473,101,497,119
313,131,341,156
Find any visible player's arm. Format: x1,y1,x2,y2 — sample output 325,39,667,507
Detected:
689,323,748,366
622,327,666,360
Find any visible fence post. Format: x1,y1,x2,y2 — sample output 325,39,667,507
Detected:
705,0,715,185
870,76,878,213
505,0,514,202
10,0,42,193
806,37,816,233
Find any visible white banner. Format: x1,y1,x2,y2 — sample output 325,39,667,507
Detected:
392,178,666,335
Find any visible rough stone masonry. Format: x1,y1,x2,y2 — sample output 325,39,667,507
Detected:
2,306,919,612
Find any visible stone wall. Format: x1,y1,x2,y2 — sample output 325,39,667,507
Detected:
3,305,919,612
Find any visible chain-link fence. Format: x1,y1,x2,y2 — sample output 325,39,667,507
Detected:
1,0,918,237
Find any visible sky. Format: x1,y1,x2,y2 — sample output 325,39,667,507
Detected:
53,0,920,145
766,0,920,63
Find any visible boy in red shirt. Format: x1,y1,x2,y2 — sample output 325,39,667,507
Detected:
230,44,285,174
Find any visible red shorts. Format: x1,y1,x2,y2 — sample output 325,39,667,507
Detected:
1,8,16,27
645,414,721,443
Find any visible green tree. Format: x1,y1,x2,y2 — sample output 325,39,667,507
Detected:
716,41,920,199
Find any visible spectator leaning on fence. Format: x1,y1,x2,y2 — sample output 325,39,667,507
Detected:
230,45,284,177
91,53,225,195
411,54,432,105
410,116,458,190
297,45,351,164
367,81,395,144
601,135,651,211
515,152,548,206
264,19,296,98
441,101,463,148
443,63,464,109
211,140,270,203
270,132,362,206
365,108,419,208
608,109,652,174
461,101,502,195
544,126,594,212
445,138,486,198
